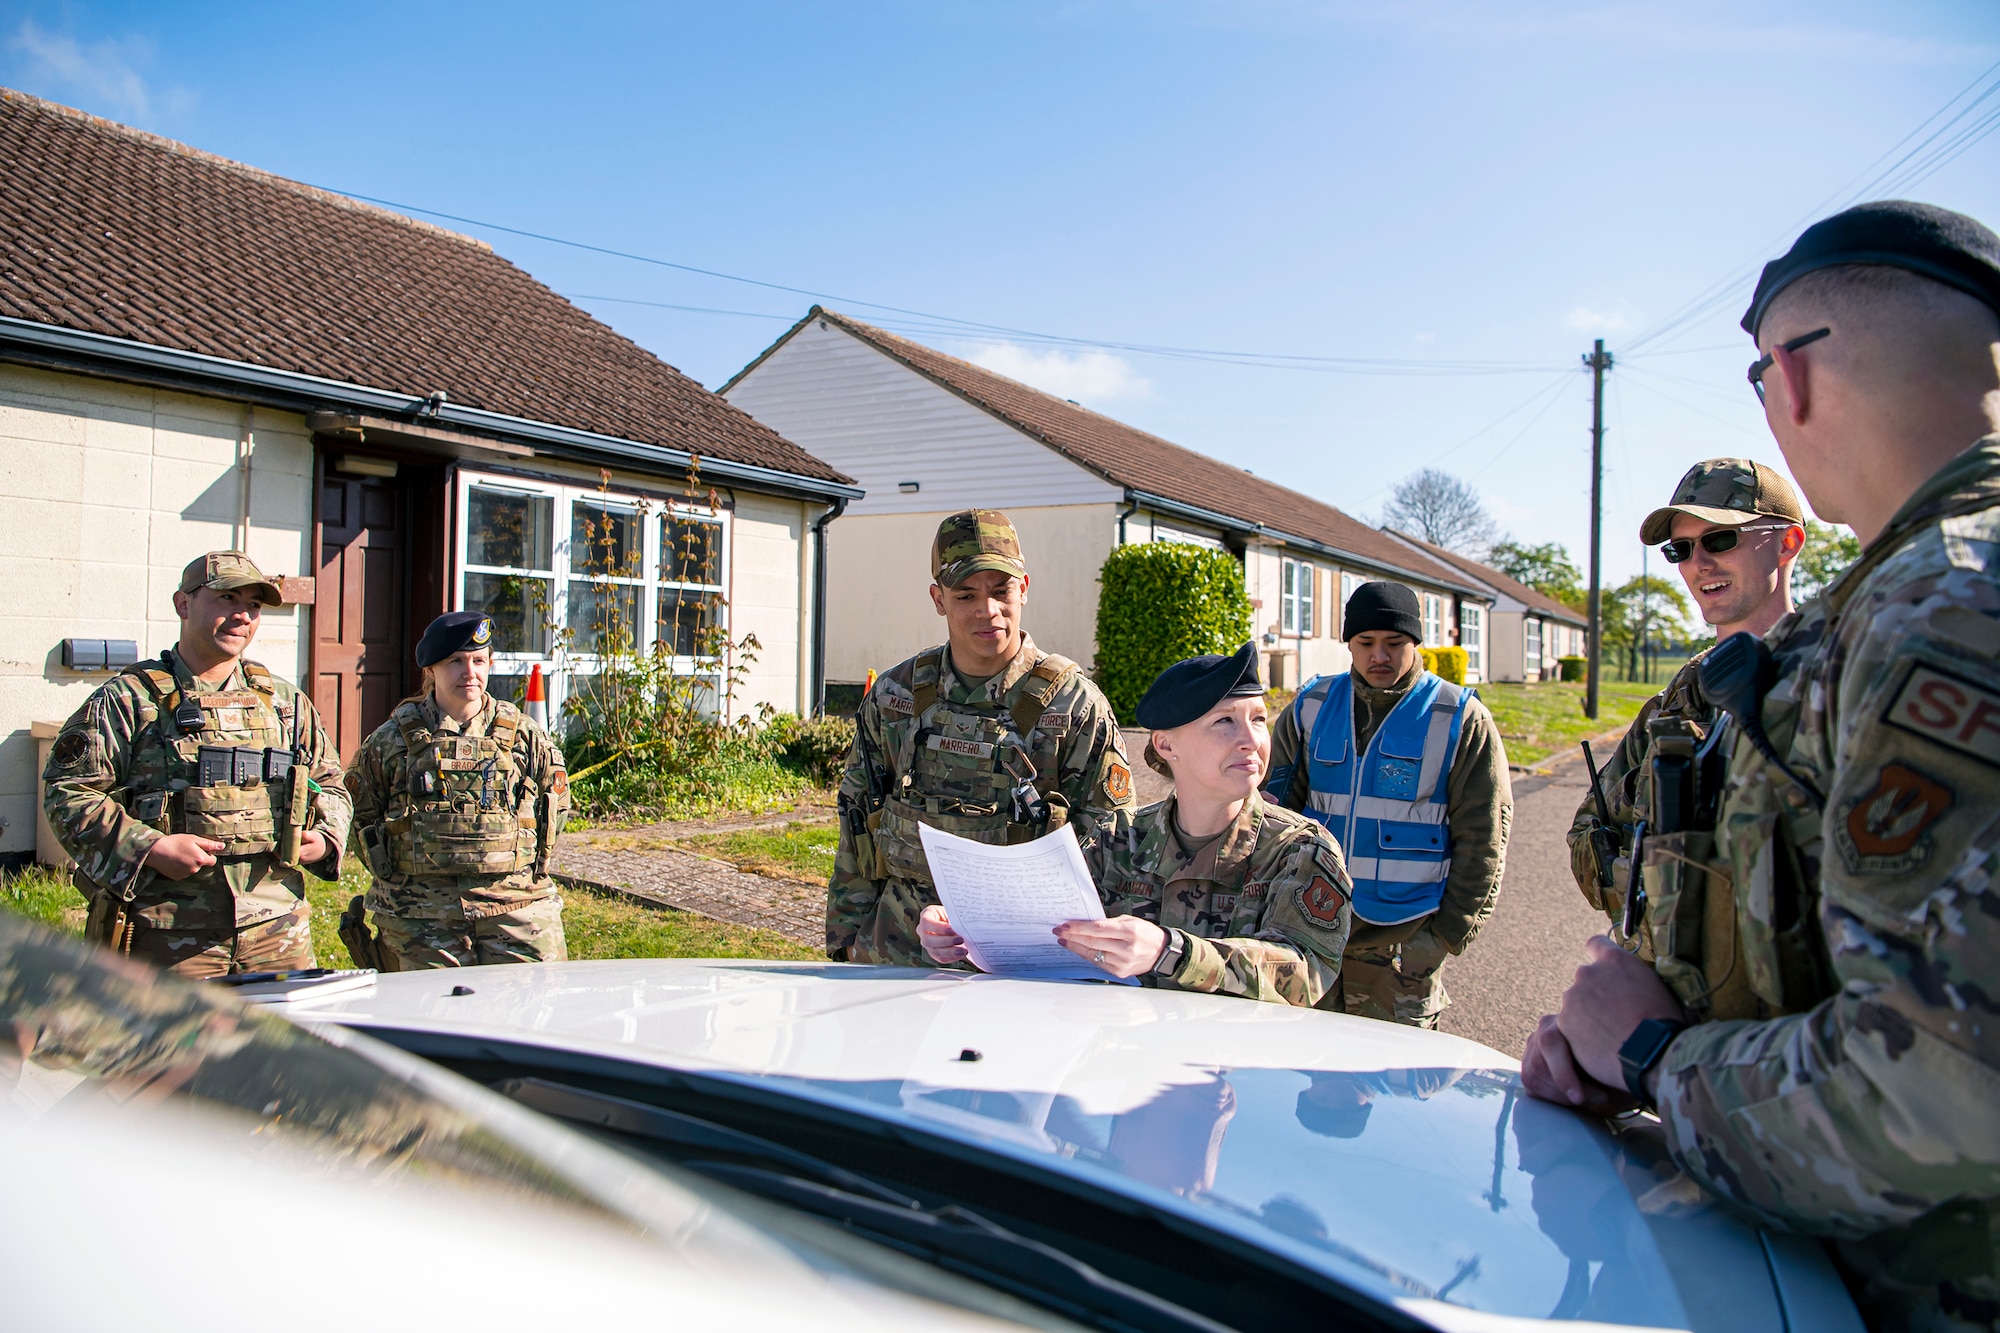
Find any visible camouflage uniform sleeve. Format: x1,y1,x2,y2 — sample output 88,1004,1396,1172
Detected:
1169,832,1351,1007
41,683,158,896
1655,572,2000,1238
827,692,892,961
1263,698,1309,812
1430,699,1512,954
1053,683,1136,874
1566,690,1660,910
342,727,390,843
525,720,570,869
297,691,350,881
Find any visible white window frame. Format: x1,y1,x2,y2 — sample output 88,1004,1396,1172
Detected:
1422,593,1443,647
1525,616,1544,678
455,470,731,721
1460,603,1483,680
1339,571,1364,637
1281,557,1316,636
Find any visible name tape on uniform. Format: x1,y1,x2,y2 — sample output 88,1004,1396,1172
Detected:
926,734,995,759
1885,661,2000,769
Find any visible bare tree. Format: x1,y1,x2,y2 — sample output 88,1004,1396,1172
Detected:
1381,468,1497,555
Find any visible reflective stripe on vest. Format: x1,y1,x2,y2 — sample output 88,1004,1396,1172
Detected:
1299,670,1470,925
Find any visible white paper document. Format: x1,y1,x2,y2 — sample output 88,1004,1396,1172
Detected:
919,822,1133,983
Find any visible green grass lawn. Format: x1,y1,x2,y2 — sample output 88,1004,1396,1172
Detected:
1478,676,1666,767
3,855,815,965
676,818,839,883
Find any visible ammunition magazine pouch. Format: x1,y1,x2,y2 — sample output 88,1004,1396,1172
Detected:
1642,829,1729,1014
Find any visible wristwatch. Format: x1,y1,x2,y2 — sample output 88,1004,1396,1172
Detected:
1618,1017,1689,1109
1151,928,1187,979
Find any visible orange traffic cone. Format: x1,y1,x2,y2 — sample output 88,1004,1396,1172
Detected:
525,663,548,727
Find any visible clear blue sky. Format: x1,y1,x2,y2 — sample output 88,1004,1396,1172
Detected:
7,2,1998,590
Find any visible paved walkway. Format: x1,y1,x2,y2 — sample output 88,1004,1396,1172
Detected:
551,805,834,945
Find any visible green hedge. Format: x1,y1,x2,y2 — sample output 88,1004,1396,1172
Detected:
1095,542,1254,722
1557,655,1588,683
1422,645,1468,685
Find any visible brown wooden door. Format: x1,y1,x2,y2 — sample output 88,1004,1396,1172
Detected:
316,473,407,762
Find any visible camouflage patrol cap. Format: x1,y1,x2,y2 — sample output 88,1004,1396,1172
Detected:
931,509,1026,588
178,551,283,606
1638,459,1806,545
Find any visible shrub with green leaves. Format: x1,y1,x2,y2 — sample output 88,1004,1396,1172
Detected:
1558,655,1588,683
1095,542,1254,721
767,712,855,786
1424,645,1468,685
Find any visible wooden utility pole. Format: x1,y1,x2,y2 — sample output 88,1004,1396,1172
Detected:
1583,339,1613,719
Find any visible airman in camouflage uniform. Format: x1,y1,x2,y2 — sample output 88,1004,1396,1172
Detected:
41,552,349,977
345,612,570,969
829,510,1136,964
1566,459,1807,985
1523,202,2000,1332
1098,791,1352,1005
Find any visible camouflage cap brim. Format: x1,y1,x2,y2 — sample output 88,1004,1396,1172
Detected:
936,553,1028,589
1640,504,1762,546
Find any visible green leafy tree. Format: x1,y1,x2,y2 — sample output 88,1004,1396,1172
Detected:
1790,519,1861,603
1095,542,1254,722
1489,539,1585,611
1602,574,1697,681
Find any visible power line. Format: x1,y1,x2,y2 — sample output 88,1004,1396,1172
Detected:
318,181,1566,377
1623,57,2000,355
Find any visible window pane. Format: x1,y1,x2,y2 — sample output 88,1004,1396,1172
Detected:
567,580,642,655
658,588,720,657
467,488,553,571
571,501,641,577
464,573,551,654
662,516,722,586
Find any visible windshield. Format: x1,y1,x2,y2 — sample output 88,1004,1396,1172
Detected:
0,914,1080,1332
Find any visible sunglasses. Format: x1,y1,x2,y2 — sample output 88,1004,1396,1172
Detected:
1747,327,1831,403
1660,523,1790,564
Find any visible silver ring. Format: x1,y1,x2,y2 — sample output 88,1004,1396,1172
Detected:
1094,950,1105,964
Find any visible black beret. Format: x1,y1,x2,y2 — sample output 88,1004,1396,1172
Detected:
1135,641,1262,731
1742,200,2000,338
1342,581,1423,643
416,611,495,668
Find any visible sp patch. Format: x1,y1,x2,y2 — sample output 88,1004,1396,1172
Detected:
1104,760,1132,804
1298,874,1349,925
50,731,90,768
1884,661,2000,768
1836,762,1954,875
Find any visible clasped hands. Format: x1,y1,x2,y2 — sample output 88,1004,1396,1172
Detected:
918,904,1168,978
144,829,330,879
1521,935,1688,1115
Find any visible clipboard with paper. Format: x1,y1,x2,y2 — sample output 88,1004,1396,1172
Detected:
918,823,1136,984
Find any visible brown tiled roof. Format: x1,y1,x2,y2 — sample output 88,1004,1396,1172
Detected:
772,309,1475,591
1385,529,1589,626
0,89,847,484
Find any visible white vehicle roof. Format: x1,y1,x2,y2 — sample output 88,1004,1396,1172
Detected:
306,960,1861,1333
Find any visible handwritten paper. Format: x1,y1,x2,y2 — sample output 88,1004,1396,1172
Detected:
919,822,1129,982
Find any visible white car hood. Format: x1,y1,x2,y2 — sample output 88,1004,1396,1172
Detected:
304,959,1846,1332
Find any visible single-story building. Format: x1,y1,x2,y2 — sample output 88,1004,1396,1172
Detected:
0,89,859,862
1381,530,1589,682
721,307,1493,695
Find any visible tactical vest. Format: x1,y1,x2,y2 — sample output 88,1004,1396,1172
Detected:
1292,670,1470,925
376,700,536,880
121,658,290,856
867,647,1081,886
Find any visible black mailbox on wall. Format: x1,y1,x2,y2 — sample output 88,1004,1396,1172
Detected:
62,639,139,671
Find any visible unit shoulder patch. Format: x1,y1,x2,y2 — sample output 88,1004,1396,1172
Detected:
1883,660,2000,768
1104,760,1132,804
1297,873,1349,925
1835,761,1955,876
50,730,90,769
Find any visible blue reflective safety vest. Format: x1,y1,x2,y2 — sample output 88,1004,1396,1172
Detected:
1270,670,1472,925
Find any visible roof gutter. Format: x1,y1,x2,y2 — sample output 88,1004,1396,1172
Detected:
809,496,847,715
0,315,865,505
1125,490,1490,601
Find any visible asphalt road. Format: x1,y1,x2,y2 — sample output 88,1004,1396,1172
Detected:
1437,761,1611,1058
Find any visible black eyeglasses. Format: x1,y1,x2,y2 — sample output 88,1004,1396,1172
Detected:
1747,327,1831,403
1660,523,1788,563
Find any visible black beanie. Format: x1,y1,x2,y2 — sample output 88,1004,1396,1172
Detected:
1342,581,1422,642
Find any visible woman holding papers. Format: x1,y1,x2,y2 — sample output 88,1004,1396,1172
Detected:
920,643,1352,1006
